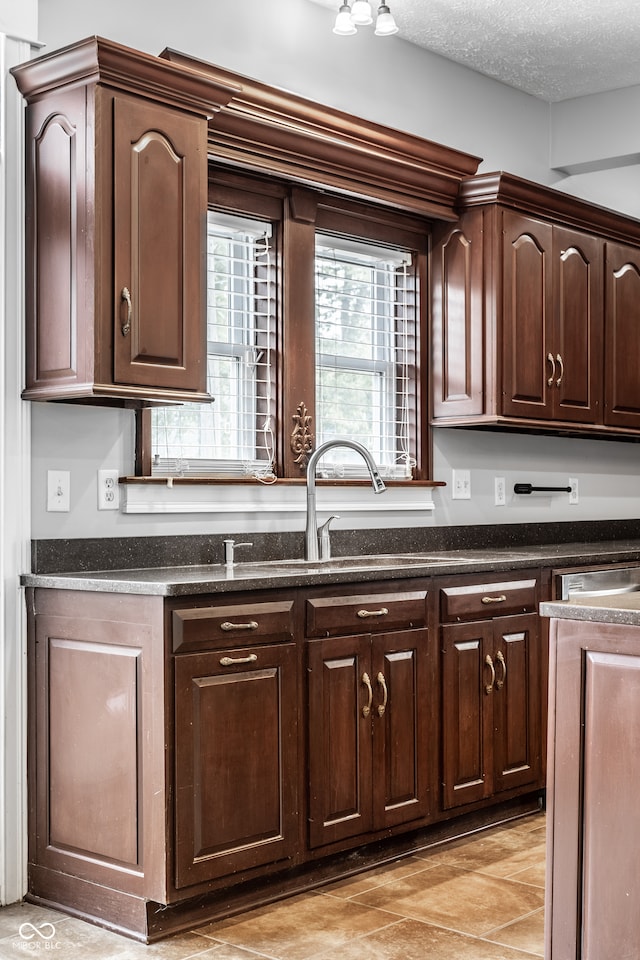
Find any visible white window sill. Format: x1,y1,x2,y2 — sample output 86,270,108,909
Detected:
120,482,435,528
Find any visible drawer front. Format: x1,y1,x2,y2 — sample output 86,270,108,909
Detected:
440,579,537,622
173,600,295,652
306,590,428,638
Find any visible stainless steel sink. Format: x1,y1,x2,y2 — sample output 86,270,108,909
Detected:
235,553,478,573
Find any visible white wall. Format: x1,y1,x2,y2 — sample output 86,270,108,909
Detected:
29,0,640,542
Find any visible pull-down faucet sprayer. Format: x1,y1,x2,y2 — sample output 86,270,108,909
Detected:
304,439,386,561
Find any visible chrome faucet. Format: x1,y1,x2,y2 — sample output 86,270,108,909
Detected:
305,440,386,561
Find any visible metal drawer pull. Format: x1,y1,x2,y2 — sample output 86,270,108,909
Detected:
546,352,556,386
362,672,373,718
481,595,507,604
220,654,258,666
377,672,388,717
556,353,564,387
121,286,132,337
220,620,259,631
484,654,496,695
496,650,507,689
357,607,389,619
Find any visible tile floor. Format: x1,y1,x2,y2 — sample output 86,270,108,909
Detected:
0,812,545,960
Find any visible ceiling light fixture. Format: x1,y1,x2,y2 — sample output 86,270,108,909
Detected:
333,2,398,37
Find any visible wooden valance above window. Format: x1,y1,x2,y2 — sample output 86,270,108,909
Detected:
160,47,481,221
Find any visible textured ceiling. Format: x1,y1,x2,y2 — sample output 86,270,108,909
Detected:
307,0,640,101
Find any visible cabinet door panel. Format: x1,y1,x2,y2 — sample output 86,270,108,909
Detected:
307,635,373,848
26,90,92,395
554,227,603,423
501,212,553,419
174,644,297,887
441,622,493,808
113,94,206,392
372,631,431,829
604,241,640,428
431,212,484,418
492,614,542,793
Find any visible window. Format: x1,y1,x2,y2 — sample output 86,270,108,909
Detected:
145,173,428,482
314,234,416,479
152,211,277,479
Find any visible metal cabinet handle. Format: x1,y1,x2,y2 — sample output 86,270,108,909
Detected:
362,672,373,718
220,620,259,631
220,654,258,666
495,650,507,690
484,654,496,695
357,607,389,619
546,352,556,386
121,286,132,337
556,353,564,387
481,595,506,604
377,672,388,717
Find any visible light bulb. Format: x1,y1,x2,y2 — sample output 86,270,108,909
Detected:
351,0,373,25
333,3,357,35
374,3,398,35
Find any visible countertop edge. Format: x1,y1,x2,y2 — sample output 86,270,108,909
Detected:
20,541,640,596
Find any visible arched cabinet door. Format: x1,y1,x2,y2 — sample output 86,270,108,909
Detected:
12,36,228,404
604,241,640,429
112,94,206,394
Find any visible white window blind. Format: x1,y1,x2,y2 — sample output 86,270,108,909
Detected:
314,234,417,479
152,212,276,479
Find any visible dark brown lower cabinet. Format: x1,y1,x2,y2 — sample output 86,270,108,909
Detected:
174,642,298,887
441,614,542,808
24,575,544,943
307,627,432,848
546,616,640,959
439,574,544,811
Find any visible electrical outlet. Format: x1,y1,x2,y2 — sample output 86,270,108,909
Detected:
98,469,120,510
47,470,70,512
452,469,471,500
495,476,506,506
569,478,579,505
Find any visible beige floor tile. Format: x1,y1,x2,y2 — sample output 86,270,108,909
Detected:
0,901,66,941
485,907,546,957
311,917,541,960
321,855,437,899
195,892,400,960
0,910,248,960
351,863,544,937
418,819,546,880
508,859,546,888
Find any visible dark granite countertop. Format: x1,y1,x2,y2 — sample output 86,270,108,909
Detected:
21,538,640,597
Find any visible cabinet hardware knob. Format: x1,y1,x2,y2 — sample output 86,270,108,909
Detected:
495,650,507,689
546,352,556,386
362,671,373,718
484,654,496,695
121,286,132,337
357,607,389,619
220,654,258,666
220,620,259,631
377,671,388,717
481,595,506,604
556,353,564,387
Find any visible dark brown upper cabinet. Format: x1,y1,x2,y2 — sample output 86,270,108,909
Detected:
431,171,640,439
11,36,238,403
604,240,640,429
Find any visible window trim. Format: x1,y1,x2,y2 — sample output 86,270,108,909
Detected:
137,168,431,482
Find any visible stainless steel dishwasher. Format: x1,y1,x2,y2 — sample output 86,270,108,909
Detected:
555,563,640,600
